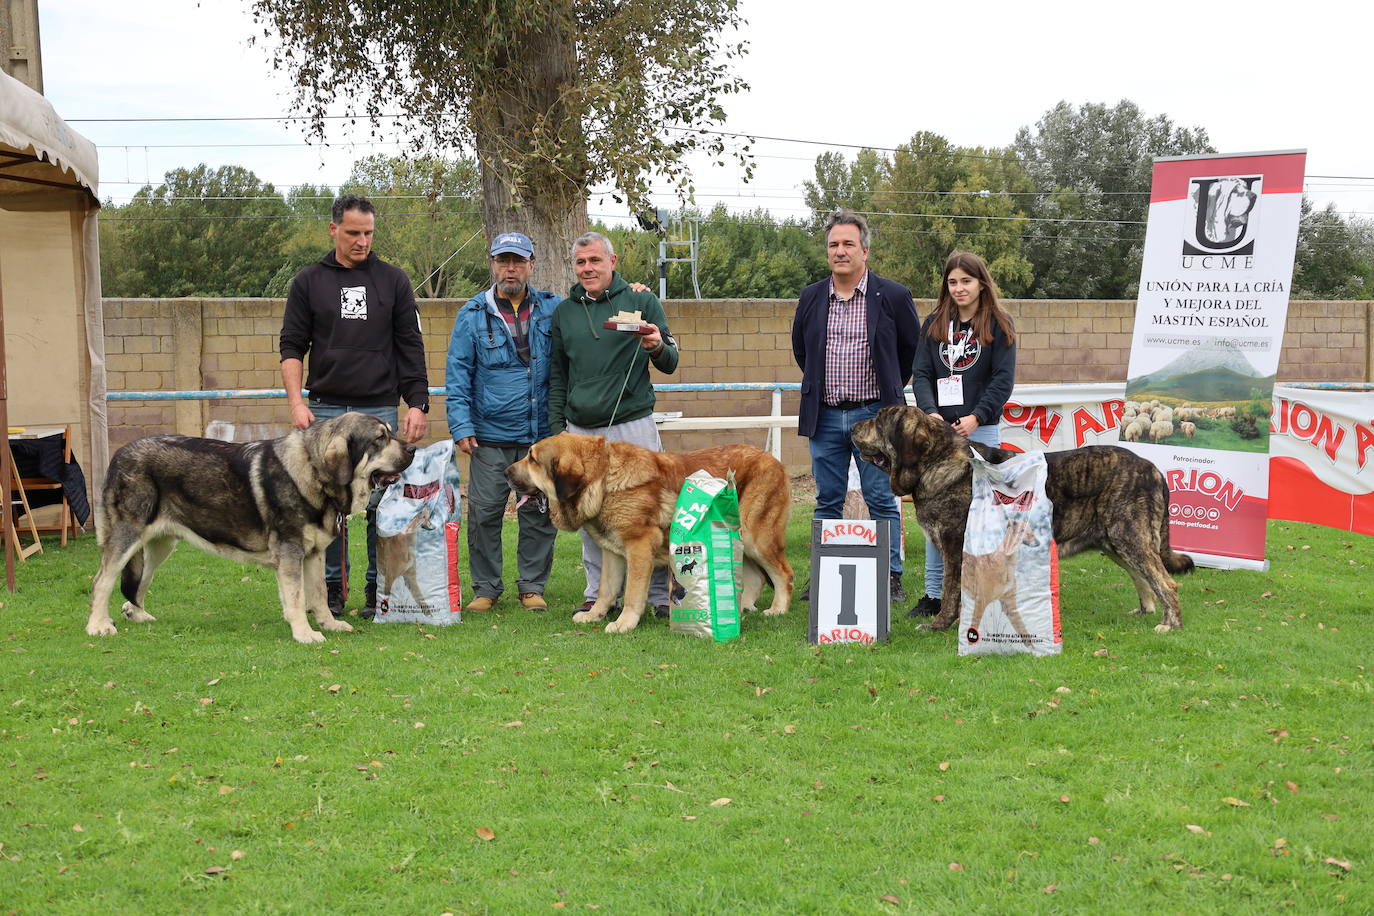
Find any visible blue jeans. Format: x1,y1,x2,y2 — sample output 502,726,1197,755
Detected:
808,402,902,576
308,399,399,600
923,423,1002,598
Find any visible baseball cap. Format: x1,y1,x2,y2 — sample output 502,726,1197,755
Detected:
490,232,534,258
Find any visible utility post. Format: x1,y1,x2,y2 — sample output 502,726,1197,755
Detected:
656,211,702,301
1,0,43,93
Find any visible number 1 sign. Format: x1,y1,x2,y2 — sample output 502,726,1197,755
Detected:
808,519,890,645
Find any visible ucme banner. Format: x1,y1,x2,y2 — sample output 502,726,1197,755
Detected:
1116,150,1307,571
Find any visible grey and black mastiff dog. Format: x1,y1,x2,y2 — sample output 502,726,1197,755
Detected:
86,412,414,644
852,406,1194,633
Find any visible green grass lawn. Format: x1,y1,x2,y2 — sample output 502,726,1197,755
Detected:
2,509,1370,913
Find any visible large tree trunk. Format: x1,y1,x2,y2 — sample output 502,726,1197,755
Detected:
472,11,588,297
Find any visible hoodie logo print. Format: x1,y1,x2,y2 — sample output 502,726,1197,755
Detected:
340,287,368,320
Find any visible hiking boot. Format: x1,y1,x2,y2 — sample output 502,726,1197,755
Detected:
466,596,496,612
653,605,670,619
520,593,547,610
907,594,941,618
361,583,378,620
327,583,345,620
889,573,907,604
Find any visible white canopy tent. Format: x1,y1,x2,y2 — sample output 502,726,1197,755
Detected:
0,70,107,588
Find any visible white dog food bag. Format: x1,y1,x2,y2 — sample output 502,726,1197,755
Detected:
958,449,1061,657
669,470,742,642
374,439,463,624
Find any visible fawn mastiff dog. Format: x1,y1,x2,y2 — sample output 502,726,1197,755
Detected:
506,432,793,633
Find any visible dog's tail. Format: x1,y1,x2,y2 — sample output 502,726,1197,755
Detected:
119,552,145,605
1158,506,1196,577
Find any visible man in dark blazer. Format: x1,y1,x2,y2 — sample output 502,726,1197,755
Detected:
791,209,920,601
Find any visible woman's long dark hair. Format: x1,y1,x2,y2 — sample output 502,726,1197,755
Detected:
925,250,1016,345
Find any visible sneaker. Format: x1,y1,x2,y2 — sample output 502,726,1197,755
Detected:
907,594,941,618
327,583,345,620
653,605,670,619
359,604,376,621
520,593,547,610
465,596,496,612
889,573,907,604
361,584,377,620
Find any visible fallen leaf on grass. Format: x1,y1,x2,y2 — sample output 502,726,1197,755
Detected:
327,684,341,694
880,895,900,904
475,827,495,841
948,862,964,872
1284,781,1299,793
502,721,523,728
931,795,945,802
1324,857,1351,872
199,698,214,706
709,798,731,807
1059,795,1071,803
938,761,950,771
682,815,697,821
206,677,221,686
1044,885,1057,894
230,850,245,861
783,724,797,734
71,824,84,833
217,785,236,795
1185,824,1211,836
1222,797,1250,807
204,865,228,876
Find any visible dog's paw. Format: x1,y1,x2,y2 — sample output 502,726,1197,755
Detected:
121,602,157,623
571,610,597,624
321,619,353,633
1128,606,1155,616
86,619,118,636
604,617,639,634
293,628,327,644
763,603,788,616
1153,622,1178,634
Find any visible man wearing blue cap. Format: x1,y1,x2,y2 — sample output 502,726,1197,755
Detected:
445,232,563,611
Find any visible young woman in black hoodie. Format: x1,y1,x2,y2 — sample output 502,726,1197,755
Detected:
908,250,1017,617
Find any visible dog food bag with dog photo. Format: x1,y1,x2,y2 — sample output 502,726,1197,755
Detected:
669,470,742,642
374,439,463,624
958,449,1061,657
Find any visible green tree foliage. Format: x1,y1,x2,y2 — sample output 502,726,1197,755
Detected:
1014,100,1214,298
868,133,1034,297
803,134,1035,297
341,154,487,299
248,0,750,293
802,149,887,225
1292,198,1374,299
99,164,293,297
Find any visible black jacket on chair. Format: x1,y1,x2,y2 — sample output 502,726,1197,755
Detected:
790,270,920,438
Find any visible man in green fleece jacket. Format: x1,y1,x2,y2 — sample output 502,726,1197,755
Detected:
548,231,680,618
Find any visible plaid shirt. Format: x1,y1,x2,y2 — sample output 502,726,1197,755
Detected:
823,271,880,405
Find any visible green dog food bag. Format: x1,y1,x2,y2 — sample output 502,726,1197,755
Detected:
669,470,742,642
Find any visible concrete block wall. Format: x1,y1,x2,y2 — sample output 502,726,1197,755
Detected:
102,297,1373,472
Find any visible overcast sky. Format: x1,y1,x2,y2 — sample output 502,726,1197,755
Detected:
37,0,1373,221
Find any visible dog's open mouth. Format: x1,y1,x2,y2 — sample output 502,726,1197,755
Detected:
857,448,889,472
371,470,402,490
515,492,549,514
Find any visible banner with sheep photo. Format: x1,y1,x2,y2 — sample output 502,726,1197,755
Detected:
1119,149,1306,571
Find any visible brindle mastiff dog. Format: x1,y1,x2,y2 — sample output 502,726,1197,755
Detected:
86,412,414,644
506,432,793,633
852,405,1193,633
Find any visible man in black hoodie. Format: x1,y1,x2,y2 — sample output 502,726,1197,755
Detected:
279,194,430,619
